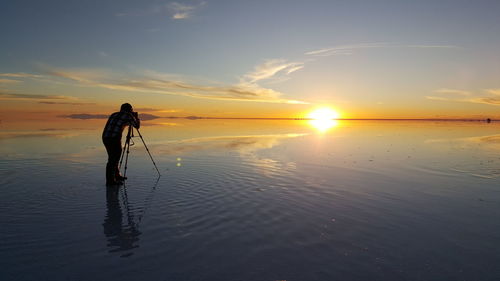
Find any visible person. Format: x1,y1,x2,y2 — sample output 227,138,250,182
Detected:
102,103,140,186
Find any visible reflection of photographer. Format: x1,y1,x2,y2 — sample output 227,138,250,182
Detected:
103,187,141,257
102,103,141,186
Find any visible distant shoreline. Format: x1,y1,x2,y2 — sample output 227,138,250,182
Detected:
166,117,496,122
58,114,496,122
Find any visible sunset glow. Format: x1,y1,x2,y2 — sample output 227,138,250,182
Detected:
306,107,340,132
2,2,500,279
1,1,499,121
308,119,338,133
307,107,340,121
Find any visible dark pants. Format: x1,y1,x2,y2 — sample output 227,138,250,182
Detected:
103,138,122,184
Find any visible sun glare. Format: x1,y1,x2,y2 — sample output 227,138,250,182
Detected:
307,107,340,133
307,107,340,120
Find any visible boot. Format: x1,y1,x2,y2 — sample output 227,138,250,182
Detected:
106,163,120,186
116,173,127,181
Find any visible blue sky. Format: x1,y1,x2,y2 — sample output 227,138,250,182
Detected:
1,0,500,118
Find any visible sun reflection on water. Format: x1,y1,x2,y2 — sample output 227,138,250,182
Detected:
306,106,340,133
308,119,339,133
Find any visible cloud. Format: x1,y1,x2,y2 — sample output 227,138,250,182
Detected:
0,73,44,85
470,97,500,106
135,107,181,113
0,132,77,140
168,2,205,20
39,128,92,131
0,73,42,78
0,73,46,85
0,79,21,84
59,114,109,120
139,113,161,120
135,107,166,112
486,89,500,96
115,2,205,20
44,66,307,104
306,43,461,57
0,92,76,101
405,45,461,49
45,68,108,84
434,88,471,96
39,101,96,105
427,88,500,106
241,59,304,84
425,96,450,101
60,113,161,120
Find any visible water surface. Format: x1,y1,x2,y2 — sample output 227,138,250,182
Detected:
1,119,499,281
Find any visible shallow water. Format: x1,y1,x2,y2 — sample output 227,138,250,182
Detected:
1,120,500,281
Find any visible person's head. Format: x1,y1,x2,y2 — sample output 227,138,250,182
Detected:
120,103,133,112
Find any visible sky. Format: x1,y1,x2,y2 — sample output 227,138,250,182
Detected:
1,0,500,120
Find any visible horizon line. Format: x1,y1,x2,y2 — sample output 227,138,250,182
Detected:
159,116,496,122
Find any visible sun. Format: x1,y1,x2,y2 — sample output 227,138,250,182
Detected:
306,107,341,133
307,107,340,120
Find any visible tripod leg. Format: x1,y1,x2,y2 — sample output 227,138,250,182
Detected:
123,133,132,178
135,128,161,177
119,126,132,179
118,137,128,171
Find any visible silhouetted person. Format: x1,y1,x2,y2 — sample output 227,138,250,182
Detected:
102,103,140,186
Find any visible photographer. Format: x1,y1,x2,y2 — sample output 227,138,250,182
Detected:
102,103,140,186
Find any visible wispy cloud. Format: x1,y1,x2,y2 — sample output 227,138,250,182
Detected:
486,89,500,96
135,107,182,115
0,78,21,84
38,101,96,105
0,92,77,101
0,73,42,78
0,132,78,140
434,88,472,96
43,66,307,104
427,88,500,106
305,43,386,56
134,107,180,113
115,2,205,20
306,43,461,57
45,68,110,84
58,114,109,120
404,44,461,49
241,59,304,84
168,2,204,20
425,96,450,101
60,113,161,120
470,96,500,106
0,73,43,85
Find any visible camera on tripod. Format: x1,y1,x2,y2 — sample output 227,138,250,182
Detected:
118,117,161,179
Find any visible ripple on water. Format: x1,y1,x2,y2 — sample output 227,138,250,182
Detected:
3,126,500,281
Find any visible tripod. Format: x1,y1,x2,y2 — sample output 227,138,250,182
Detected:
118,126,161,179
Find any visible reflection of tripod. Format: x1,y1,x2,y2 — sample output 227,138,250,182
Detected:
103,174,161,257
118,125,161,179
